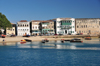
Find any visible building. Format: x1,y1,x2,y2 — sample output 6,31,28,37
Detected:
53,18,76,35
30,20,41,35
17,20,30,36
75,18,100,35
6,23,16,36
41,20,55,35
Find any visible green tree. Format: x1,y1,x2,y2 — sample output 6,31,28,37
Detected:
0,12,12,29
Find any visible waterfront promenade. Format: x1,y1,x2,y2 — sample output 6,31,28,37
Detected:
0,35,99,43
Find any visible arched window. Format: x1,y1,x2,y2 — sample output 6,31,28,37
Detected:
23,24,24,27
25,24,26,27
77,26,79,28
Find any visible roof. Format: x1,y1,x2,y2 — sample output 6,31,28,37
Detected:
31,20,54,23
75,18,100,20
41,20,54,23
19,20,27,22
31,20,42,22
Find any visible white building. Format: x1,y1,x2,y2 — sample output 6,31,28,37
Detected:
54,18,76,35
17,20,30,36
31,20,41,35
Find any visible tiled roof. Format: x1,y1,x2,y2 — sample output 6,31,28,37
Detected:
31,20,54,23
41,20,53,23
19,20,27,22
31,20,42,22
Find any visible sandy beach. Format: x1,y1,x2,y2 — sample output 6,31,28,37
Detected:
0,36,73,43
0,35,99,43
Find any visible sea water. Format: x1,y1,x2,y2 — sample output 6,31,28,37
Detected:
0,41,100,66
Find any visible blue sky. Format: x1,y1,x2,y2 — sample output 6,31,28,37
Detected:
0,0,100,23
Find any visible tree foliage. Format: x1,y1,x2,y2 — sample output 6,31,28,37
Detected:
0,12,12,29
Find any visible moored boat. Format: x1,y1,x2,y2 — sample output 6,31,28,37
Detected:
20,40,26,44
64,40,71,41
44,38,49,42
61,39,64,43
70,38,83,43
41,40,45,43
24,39,32,42
85,37,91,40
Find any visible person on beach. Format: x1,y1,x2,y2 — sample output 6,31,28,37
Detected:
3,39,5,42
2,39,6,45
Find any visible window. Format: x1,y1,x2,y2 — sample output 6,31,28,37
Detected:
81,25,83,28
84,25,85,28
86,25,87,28
77,26,79,28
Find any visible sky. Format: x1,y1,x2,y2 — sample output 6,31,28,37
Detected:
0,0,100,23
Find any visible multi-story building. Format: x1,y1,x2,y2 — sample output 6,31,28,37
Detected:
17,20,30,36
53,18,76,35
30,20,41,35
6,23,16,36
75,18,100,35
41,20,55,35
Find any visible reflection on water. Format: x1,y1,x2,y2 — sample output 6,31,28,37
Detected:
0,39,100,50
5,40,98,50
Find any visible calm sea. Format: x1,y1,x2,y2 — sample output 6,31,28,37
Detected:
0,40,100,66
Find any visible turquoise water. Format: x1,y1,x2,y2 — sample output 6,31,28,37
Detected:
0,41,100,66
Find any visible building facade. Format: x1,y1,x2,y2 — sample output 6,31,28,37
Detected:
6,23,16,36
41,20,55,35
54,18,76,35
17,20,30,36
30,20,41,35
75,18,100,35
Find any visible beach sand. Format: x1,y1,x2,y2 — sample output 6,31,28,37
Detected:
0,35,99,43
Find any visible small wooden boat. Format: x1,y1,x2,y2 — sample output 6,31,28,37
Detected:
61,40,64,43
24,39,32,42
20,40,26,44
45,40,49,42
64,40,71,41
85,37,91,40
20,42,26,44
41,40,45,43
70,38,83,43
44,38,49,42
61,39,64,43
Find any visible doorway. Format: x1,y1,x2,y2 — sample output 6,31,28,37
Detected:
65,30,67,34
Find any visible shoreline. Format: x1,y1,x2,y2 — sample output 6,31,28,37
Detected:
0,35,100,43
